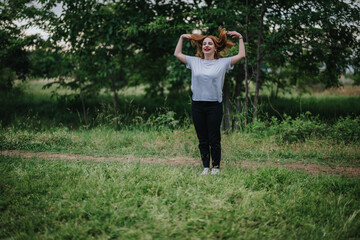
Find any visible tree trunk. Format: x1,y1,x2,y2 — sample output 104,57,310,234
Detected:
110,76,119,130
253,0,266,121
79,85,88,128
76,73,88,128
233,70,243,131
244,0,250,127
222,79,231,131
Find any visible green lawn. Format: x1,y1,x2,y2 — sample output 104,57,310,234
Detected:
1,155,359,239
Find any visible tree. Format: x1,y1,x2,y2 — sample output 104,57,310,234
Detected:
29,0,360,130
263,0,360,89
40,0,141,128
253,0,266,121
0,0,42,90
243,0,250,126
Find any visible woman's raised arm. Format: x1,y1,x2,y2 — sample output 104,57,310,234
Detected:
227,31,245,66
174,34,191,64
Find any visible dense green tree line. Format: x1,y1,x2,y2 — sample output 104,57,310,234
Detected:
1,0,359,129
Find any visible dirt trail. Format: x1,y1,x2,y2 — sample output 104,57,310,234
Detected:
1,150,360,177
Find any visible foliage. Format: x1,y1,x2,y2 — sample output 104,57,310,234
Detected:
28,42,73,78
30,0,360,95
2,78,360,141
0,0,43,90
331,117,360,143
0,68,16,91
262,95,360,121
264,0,360,88
152,111,180,130
351,72,360,86
2,0,360,130
244,112,360,144
271,113,328,143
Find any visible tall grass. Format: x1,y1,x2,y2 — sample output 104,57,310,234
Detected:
1,123,359,166
262,95,360,121
1,79,360,129
1,155,359,239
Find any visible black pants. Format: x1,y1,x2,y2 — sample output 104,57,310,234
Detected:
191,101,223,168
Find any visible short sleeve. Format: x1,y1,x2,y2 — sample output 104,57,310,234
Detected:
186,56,195,69
226,57,234,72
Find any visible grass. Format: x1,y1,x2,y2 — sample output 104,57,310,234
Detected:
262,95,360,121
0,79,192,129
1,79,359,239
1,126,359,166
1,79,360,129
1,80,359,169
1,155,359,239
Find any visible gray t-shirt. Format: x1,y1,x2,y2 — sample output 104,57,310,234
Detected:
186,56,234,103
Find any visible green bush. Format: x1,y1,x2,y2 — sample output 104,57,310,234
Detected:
248,118,268,137
150,111,179,129
251,114,359,144
330,117,360,143
0,67,16,91
270,113,327,143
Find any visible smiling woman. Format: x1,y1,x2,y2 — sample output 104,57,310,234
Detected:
190,29,235,60
174,28,245,175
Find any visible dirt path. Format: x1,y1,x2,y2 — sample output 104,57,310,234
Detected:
1,150,360,177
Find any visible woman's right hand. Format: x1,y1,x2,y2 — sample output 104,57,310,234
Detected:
181,34,192,39
227,31,243,39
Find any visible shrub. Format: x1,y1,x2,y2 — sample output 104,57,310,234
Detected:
330,117,360,143
247,118,268,137
149,111,179,129
0,67,16,91
272,113,327,143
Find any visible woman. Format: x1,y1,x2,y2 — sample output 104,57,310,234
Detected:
174,28,245,175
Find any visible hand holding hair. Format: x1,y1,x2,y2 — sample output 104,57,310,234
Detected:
181,34,192,39
226,31,243,39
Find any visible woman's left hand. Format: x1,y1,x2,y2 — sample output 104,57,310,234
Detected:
227,31,243,39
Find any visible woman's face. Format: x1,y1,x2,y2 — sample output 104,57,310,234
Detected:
202,37,216,56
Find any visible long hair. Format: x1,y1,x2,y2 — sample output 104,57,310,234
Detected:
190,28,235,59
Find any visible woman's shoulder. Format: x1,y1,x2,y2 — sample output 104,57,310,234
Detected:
187,56,201,60
218,56,233,64
186,56,202,63
220,56,232,61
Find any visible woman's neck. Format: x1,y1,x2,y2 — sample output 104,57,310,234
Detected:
203,53,215,60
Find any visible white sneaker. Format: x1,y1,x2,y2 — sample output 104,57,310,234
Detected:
201,168,210,175
211,168,220,175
